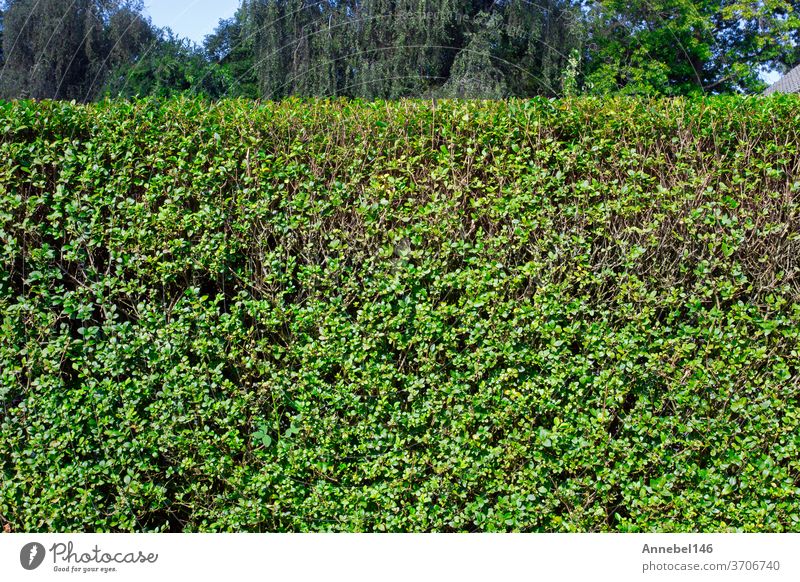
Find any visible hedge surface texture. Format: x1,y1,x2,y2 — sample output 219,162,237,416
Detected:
1,97,799,532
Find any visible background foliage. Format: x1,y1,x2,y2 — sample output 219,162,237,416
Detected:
2,0,800,100
1,96,799,532
0,0,155,100
584,0,800,95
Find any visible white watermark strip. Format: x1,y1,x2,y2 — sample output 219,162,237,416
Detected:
1,534,798,581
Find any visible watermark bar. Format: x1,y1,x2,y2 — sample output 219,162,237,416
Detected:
2,534,798,581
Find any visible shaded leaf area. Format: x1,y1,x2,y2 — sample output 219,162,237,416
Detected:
0,96,799,532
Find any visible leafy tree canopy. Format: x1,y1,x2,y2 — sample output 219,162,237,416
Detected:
583,0,800,95
1,0,799,100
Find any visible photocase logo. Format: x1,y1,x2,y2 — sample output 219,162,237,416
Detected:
20,542,46,570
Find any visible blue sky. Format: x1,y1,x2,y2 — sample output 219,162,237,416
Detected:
143,0,242,45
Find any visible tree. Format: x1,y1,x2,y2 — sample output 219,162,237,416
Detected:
0,6,5,68
440,11,508,99
203,3,258,98
1,0,94,99
503,0,584,96
582,0,800,95
247,0,582,99
0,0,156,100
102,28,227,99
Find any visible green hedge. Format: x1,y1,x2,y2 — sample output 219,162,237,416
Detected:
1,96,799,532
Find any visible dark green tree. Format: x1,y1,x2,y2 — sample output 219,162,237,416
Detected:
440,11,508,98
247,0,582,99
0,6,5,68
498,0,583,96
102,28,227,99
203,3,258,98
0,0,155,100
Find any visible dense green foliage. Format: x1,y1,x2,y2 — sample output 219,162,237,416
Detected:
248,0,581,99
0,8,6,68
0,0,155,100
203,7,258,99
1,96,799,532
584,0,800,95
102,30,230,100
4,0,800,100
104,5,258,100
